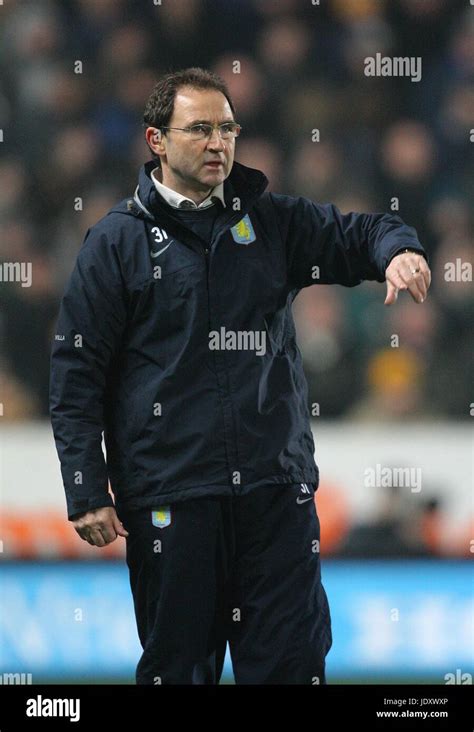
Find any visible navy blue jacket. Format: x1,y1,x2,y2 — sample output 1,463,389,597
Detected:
49,159,426,519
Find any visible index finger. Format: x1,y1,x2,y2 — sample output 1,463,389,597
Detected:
398,266,426,303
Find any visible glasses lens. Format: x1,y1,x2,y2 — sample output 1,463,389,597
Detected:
188,123,241,140
220,123,239,139
190,124,211,139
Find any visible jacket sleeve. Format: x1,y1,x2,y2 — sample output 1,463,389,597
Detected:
269,193,428,288
49,225,128,520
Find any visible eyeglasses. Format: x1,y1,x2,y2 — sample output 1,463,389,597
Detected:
159,122,242,140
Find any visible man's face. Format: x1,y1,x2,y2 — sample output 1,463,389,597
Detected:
149,87,236,197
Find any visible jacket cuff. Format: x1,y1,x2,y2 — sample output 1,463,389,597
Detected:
67,493,115,521
387,246,429,268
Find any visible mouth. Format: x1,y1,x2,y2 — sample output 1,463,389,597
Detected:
204,162,224,169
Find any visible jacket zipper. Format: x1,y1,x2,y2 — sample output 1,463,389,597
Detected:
203,243,238,496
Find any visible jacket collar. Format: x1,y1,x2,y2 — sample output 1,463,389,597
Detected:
150,166,226,210
134,158,268,243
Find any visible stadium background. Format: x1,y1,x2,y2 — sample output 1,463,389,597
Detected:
0,0,472,684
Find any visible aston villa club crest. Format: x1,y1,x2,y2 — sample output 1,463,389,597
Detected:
151,507,171,528
230,214,256,245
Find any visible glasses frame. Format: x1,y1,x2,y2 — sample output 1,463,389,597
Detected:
159,122,242,140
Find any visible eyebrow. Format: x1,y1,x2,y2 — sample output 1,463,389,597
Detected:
186,118,236,126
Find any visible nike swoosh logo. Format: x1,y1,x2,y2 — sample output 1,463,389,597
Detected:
296,496,313,504
150,241,172,258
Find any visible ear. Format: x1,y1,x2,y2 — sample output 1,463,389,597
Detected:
145,126,165,157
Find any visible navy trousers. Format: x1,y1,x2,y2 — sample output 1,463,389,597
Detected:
117,483,332,684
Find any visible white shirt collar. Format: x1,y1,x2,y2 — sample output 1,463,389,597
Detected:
151,167,226,210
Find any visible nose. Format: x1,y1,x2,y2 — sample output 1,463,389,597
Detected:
206,128,225,150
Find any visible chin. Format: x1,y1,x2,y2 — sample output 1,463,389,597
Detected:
202,170,225,182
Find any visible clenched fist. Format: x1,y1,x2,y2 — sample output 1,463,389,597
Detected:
72,506,129,547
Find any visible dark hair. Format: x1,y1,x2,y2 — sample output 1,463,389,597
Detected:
143,67,236,161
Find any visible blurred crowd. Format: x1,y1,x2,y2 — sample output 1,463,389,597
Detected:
0,0,472,421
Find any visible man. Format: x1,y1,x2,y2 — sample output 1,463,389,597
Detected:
50,67,431,685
